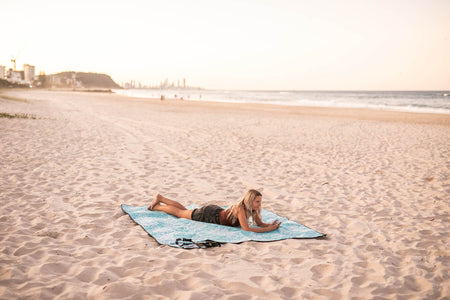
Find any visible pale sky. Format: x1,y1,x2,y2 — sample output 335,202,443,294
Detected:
1,0,449,90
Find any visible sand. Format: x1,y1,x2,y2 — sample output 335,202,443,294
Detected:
0,90,449,299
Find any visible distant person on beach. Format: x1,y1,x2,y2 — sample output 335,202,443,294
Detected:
148,189,281,232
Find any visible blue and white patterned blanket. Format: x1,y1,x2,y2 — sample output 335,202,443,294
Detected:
121,204,325,248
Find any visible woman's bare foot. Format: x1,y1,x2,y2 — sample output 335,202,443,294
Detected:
148,194,162,210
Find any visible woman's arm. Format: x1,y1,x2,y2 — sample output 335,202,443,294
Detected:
237,207,281,233
254,213,270,227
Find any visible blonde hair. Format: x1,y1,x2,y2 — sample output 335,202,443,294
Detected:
227,189,262,225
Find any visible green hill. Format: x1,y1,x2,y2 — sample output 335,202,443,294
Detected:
50,72,121,89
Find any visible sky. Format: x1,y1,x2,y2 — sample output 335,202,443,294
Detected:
1,0,449,90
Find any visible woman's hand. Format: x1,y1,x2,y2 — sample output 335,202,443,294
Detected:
238,206,282,233
266,220,281,232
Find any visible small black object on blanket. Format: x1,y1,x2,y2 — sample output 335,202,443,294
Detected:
175,238,223,249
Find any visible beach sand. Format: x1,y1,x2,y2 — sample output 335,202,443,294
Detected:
1,90,449,299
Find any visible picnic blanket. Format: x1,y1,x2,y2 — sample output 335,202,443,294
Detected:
121,204,325,249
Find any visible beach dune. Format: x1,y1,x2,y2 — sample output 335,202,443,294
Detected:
0,90,449,299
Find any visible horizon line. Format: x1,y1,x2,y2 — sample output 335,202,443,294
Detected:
119,87,450,92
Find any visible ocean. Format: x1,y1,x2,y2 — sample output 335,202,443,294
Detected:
113,89,450,115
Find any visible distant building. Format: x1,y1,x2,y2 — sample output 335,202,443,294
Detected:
23,64,35,83
0,65,5,79
3,64,35,85
7,69,23,83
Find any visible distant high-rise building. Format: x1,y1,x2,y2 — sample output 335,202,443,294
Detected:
0,66,5,79
23,64,35,83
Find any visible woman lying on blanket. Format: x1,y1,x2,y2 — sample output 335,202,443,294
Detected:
148,189,281,232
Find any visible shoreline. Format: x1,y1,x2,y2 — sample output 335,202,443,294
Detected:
106,92,450,126
3,89,449,125
112,88,450,117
